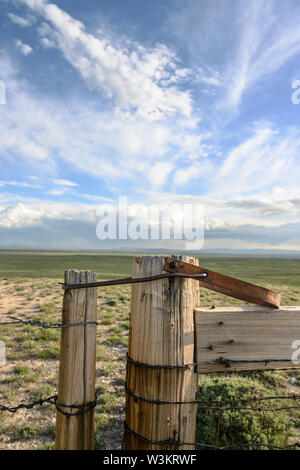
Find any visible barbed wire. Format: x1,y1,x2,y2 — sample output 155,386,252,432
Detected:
124,386,300,411
1,318,299,374
194,442,300,450
0,387,104,416
0,395,58,414
124,423,300,450
2,385,300,450
126,353,300,373
3,387,300,415
0,315,98,329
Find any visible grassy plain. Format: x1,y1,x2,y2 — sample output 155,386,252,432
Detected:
0,251,300,449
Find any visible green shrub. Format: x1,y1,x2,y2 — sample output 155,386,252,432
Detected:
39,302,57,315
196,375,294,449
15,424,40,440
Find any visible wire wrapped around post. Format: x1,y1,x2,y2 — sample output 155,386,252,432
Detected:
123,255,200,450
55,269,98,450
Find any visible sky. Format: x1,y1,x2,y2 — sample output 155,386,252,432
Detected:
0,0,300,251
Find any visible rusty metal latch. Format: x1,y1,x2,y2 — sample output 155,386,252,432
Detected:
163,257,281,309
61,257,281,309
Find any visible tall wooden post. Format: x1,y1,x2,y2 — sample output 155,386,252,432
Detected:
56,270,97,450
124,255,200,450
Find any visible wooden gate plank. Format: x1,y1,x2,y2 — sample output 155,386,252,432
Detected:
195,306,300,373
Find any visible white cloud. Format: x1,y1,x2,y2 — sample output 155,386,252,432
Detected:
53,179,78,187
0,203,44,228
196,67,224,88
0,54,206,187
20,0,192,120
148,161,174,188
212,124,300,198
14,39,33,55
8,12,32,27
80,194,114,202
204,217,231,231
40,36,55,48
45,179,77,195
223,0,300,111
167,0,300,113
0,196,299,250
227,187,300,216
173,160,212,186
0,200,97,229
0,180,41,188
46,188,67,196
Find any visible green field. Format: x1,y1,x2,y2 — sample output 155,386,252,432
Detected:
0,251,300,450
0,251,133,279
1,250,300,284
1,251,300,305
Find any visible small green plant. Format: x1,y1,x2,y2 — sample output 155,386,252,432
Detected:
13,365,30,375
100,362,116,376
15,286,25,292
105,335,119,345
37,343,60,359
97,390,119,412
196,375,294,449
101,312,115,325
40,442,55,450
108,325,123,335
39,302,57,315
119,337,128,347
15,424,40,440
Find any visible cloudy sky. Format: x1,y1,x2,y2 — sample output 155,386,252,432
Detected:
0,0,300,250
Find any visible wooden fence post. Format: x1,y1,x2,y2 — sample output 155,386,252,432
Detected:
55,270,97,450
123,255,200,450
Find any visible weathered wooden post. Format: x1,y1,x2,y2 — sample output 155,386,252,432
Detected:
123,255,200,450
56,270,97,450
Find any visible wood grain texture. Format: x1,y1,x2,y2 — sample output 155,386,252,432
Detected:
123,255,200,450
55,270,97,450
195,306,300,373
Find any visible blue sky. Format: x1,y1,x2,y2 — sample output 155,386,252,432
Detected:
0,0,300,250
